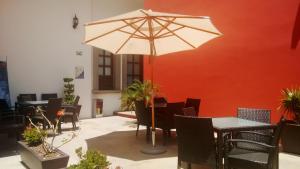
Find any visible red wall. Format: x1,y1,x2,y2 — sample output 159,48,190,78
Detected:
144,0,300,123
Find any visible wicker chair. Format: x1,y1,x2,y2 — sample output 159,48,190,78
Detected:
155,102,185,144
234,108,272,151
0,111,25,140
41,93,58,101
16,94,37,116
17,94,37,102
182,107,197,117
134,100,151,141
175,115,217,169
63,96,81,130
185,98,201,116
224,118,285,169
31,98,63,133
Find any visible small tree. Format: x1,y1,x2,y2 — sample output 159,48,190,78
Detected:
64,78,75,104
25,106,77,155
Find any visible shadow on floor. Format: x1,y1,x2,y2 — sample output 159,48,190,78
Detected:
86,129,178,161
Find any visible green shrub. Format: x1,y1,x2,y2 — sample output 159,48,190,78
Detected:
68,147,111,169
23,128,46,146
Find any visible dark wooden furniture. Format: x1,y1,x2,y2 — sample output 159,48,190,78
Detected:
63,96,81,130
17,94,37,102
41,93,58,101
212,117,276,169
31,98,63,133
155,102,185,144
175,115,216,169
184,98,201,116
182,107,197,117
134,100,151,141
224,118,285,169
235,108,271,151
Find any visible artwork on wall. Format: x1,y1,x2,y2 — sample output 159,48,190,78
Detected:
291,3,300,49
75,66,84,79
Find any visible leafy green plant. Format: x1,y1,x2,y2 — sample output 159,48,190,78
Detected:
68,147,111,169
23,128,46,146
64,78,75,104
120,80,158,111
280,88,300,123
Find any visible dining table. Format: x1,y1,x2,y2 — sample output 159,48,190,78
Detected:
212,117,277,169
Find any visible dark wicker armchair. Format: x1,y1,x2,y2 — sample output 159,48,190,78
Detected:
224,118,285,169
63,96,81,130
41,93,58,100
185,98,201,116
134,100,151,141
31,98,63,133
175,115,217,169
0,112,25,140
234,108,272,151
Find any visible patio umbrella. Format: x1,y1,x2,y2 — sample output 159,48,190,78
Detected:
84,9,222,154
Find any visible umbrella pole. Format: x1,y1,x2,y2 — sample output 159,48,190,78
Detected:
141,21,166,154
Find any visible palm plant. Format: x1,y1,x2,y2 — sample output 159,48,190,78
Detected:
280,88,300,123
120,80,158,111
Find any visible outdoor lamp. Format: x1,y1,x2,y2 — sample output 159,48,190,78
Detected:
73,14,79,29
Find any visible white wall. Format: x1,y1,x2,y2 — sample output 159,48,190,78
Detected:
0,0,144,118
0,0,93,118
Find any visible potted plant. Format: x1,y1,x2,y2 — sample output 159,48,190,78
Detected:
120,80,158,111
64,78,75,105
68,147,121,169
279,87,300,154
18,107,76,169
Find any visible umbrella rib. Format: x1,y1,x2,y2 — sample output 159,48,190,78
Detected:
156,17,221,36
118,29,145,39
123,20,149,38
153,18,197,49
153,17,176,37
85,16,145,26
156,26,185,39
85,18,145,44
115,19,148,54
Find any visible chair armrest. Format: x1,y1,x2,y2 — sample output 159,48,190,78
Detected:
235,131,273,138
226,139,275,151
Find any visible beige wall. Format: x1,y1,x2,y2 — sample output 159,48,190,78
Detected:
0,0,93,118
0,0,144,118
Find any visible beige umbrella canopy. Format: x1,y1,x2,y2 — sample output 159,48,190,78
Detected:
84,9,221,154
85,9,221,56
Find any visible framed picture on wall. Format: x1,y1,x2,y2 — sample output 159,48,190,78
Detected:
75,66,84,79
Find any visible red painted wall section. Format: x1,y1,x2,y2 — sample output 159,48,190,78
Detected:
144,0,300,123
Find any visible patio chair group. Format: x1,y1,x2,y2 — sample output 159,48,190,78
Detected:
0,93,81,140
134,98,286,169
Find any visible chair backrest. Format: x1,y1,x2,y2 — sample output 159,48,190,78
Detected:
45,98,62,124
175,115,216,167
18,94,37,102
73,96,80,105
185,98,201,115
154,97,167,104
134,100,151,126
182,107,197,117
167,102,185,116
237,107,271,144
41,93,58,101
237,108,271,123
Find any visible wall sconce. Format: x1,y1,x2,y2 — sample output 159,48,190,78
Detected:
73,14,79,29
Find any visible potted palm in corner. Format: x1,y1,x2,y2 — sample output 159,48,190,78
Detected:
280,88,300,154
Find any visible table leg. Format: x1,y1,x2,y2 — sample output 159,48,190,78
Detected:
217,131,223,169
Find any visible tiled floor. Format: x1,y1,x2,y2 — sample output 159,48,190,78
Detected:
0,116,299,169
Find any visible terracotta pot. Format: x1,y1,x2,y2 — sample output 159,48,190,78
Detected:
18,141,69,169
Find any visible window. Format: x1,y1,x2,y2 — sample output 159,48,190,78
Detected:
127,55,143,85
98,50,114,90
